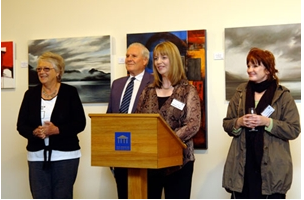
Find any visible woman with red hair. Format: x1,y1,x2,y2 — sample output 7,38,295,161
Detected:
222,47,300,199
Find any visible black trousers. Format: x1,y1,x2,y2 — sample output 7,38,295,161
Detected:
114,167,128,199
114,161,194,199
148,161,194,199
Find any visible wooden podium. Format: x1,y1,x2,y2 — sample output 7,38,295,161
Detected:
89,113,186,199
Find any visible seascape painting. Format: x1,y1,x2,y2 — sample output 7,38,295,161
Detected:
225,23,301,100
1,41,15,88
28,35,111,103
127,30,208,149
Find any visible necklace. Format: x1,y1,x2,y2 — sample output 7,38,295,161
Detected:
161,85,173,90
42,88,57,99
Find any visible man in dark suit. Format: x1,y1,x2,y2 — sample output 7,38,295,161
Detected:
106,42,154,198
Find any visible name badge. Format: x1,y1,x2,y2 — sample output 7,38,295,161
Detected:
171,99,185,111
261,105,275,117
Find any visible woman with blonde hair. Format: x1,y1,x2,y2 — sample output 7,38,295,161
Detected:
136,41,201,199
17,52,86,198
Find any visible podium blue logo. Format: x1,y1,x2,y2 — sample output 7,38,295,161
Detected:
115,132,131,151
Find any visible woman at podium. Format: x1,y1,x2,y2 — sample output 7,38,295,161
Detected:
136,41,201,199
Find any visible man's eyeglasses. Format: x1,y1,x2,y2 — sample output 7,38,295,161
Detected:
36,67,54,72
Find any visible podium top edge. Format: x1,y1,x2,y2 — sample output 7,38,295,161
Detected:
89,113,187,149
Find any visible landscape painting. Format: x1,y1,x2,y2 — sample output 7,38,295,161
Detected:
1,41,15,88
28,35,111,103
225,23,301,100
127,30,207,149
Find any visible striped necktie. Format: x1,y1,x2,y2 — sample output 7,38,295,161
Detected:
119,77,136,113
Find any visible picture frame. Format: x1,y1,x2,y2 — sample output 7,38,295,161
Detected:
1,41,16,89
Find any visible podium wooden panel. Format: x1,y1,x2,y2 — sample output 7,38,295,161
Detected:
89,113,186,199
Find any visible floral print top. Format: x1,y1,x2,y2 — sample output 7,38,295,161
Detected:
135,79,201,171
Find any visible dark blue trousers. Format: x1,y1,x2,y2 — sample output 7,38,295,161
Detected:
28,158,79,199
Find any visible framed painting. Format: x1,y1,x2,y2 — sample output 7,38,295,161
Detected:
1,41,16,88
28,35,111,103
127,30,207,149
225,23,301,100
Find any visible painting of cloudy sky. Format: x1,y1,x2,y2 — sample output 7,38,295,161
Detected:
225,23,301,100
28,35,111,103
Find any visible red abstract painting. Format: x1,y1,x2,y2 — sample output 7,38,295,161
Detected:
1,41,15,88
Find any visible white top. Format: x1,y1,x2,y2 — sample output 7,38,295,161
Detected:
27,96,81,161
120,70,145,113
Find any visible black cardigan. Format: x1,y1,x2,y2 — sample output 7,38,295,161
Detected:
17,83,86,152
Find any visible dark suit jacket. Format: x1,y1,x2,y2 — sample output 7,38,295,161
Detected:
17,83,86,152
107,71,154,113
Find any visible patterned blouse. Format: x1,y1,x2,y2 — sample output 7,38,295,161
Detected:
135,79,201,172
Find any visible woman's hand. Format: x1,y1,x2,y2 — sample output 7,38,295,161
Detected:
32,121,59,139
236,114,270,129
43,121,60,136
33,126,46,139
251,115,271,127
235,114,256,129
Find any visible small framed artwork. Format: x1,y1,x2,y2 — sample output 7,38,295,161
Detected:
127,30,208,149
1,41,16,88
28,35,111,103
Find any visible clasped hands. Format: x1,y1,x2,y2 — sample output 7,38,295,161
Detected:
33,121,59,139
236,114,270,130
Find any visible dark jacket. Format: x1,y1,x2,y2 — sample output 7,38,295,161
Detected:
107,71,154,113
17,83,86,152
222,82,301,195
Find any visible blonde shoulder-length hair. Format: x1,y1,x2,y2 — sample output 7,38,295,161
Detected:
152,41,187,88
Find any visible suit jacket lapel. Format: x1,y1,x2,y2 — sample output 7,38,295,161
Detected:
132,71,153,113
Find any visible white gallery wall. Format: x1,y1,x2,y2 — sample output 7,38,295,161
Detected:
1,0,301,198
